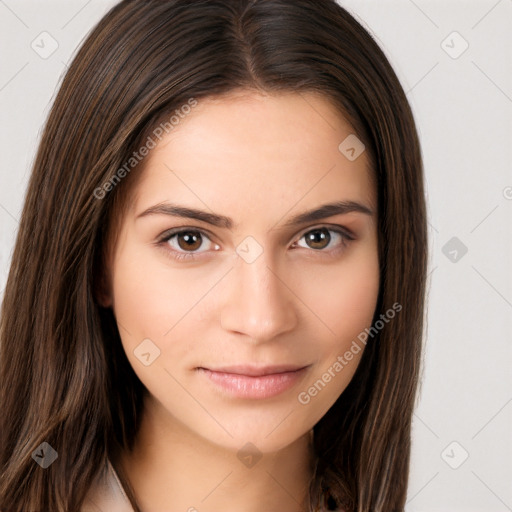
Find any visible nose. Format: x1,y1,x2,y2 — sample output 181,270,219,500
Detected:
220,250,299,343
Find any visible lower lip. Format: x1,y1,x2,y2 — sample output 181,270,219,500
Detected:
197,367,308,399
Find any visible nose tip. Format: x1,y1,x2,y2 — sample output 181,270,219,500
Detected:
220,256,298,343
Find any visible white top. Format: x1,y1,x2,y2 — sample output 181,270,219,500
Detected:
81,459,134,512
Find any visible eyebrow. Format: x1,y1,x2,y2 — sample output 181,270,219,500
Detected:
136,200,374,230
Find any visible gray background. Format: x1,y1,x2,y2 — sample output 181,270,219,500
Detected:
1,0,511,510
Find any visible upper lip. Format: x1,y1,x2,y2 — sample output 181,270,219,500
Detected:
198,364,309,377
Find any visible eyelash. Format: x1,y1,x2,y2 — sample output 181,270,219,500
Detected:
156,225,355,262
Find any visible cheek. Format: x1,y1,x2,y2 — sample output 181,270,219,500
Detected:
111,239,205,330
331,264,380,343
295,244,380,406
109,241,226,376
109,243,188,354
300,245,380,352
109,247,208,414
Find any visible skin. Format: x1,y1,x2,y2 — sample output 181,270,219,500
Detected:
99,90,380,512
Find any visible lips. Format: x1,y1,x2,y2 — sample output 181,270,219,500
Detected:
196,364,308,377
196,364,310,399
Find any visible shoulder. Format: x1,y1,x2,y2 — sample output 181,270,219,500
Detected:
81,459,134,512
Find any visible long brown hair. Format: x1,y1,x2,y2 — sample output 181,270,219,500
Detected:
0,1,427,510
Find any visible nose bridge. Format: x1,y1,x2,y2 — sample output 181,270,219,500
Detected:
220,246,298,341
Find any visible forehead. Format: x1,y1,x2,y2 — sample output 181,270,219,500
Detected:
128,91,375,224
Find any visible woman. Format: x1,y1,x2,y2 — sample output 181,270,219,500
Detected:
0,1,427,511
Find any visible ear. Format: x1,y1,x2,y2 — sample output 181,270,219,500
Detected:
95,282,113,308
94,260,113,308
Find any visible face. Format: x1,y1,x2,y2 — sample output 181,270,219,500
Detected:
102,90,380,454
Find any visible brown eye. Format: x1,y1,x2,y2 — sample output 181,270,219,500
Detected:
303,228,331,250
159,228,219,260
294,226,353,254
175,231,203,251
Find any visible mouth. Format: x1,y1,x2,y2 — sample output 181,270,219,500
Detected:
197,364,309,377
195,364,310,399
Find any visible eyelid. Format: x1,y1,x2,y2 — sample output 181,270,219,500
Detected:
156,226,218,246
295,223,355,241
